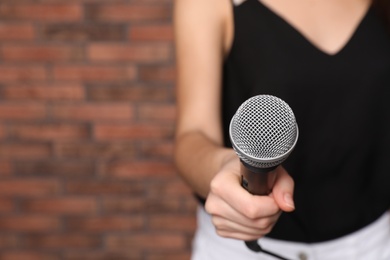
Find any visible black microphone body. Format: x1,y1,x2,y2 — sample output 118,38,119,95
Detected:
240,161,276,196
229,95,298,259
240,161,278,253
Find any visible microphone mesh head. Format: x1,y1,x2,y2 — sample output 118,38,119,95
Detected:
229,95,298,168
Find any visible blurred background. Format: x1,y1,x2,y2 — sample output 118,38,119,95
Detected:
0,0,197,259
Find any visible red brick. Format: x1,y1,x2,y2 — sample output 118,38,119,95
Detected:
148,179,194,197
0,216,61,232
103,161,175,179
0,235,18,249
183,197,198,214
94,124,173,140
0,144,51,159
88,85,173,102
0,0,194,258
0,23,35,41
42,24,126,41
66,216,144,232
130,24,173,41
0,161,12,176
0,66,47,82
2,45,84,62
0,103,46,120
51,104,133,122
24,234,100,249
88,44,171,63
0,180,60,197
55,142,136,159
21,198,97,215
64,252,141,260
149,215,196,232
1,84,85,100
105,234,186,251
102,197,181,214
15,161,95,177
53,65,136,82
0,124,6,140
138,142,174,159
147,252,191,260
0,252,59,260
0,4,82,21
139,65,175,82
86,4,171,22
0,198,15,213
138,104,176,122
65,181,144,196
11,124,89,140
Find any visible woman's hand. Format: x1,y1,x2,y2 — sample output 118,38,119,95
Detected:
205,156,295,241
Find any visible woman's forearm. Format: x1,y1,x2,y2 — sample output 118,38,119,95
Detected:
174,130,236,198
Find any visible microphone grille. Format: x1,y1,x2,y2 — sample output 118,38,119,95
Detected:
229,95,298,168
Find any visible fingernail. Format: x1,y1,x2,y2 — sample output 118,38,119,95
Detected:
284,193,295,209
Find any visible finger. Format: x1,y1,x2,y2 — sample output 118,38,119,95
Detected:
206,192,281,228
209,170,281,219
271,166,295,212
214,229,270,241
211,212,280,234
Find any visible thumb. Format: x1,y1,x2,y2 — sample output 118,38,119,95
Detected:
271,166,295,212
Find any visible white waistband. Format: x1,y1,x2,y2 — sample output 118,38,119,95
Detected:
192,206,390,260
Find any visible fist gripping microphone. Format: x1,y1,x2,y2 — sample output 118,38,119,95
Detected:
229,95,298,258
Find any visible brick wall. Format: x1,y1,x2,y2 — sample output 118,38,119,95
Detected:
0,0,197,259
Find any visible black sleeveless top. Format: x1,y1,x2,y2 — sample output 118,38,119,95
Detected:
222,0,390,243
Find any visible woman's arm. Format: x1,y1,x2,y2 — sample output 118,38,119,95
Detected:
173,0,295,241
173,0,233,198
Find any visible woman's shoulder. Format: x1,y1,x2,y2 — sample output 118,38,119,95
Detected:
173,0,230,10
173,0,235,60
173,0,232,21
173,0,233,41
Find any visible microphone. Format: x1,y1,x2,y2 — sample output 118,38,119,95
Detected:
229,95,298,257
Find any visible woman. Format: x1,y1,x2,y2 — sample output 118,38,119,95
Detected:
173,0,390,259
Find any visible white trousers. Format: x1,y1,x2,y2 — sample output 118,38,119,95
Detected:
192,206,390,260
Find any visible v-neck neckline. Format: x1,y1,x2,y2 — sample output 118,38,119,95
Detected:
252,0,372,57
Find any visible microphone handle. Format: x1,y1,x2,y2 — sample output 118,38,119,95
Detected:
240,162,292,260
240,162,276,195
240,161,277,251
